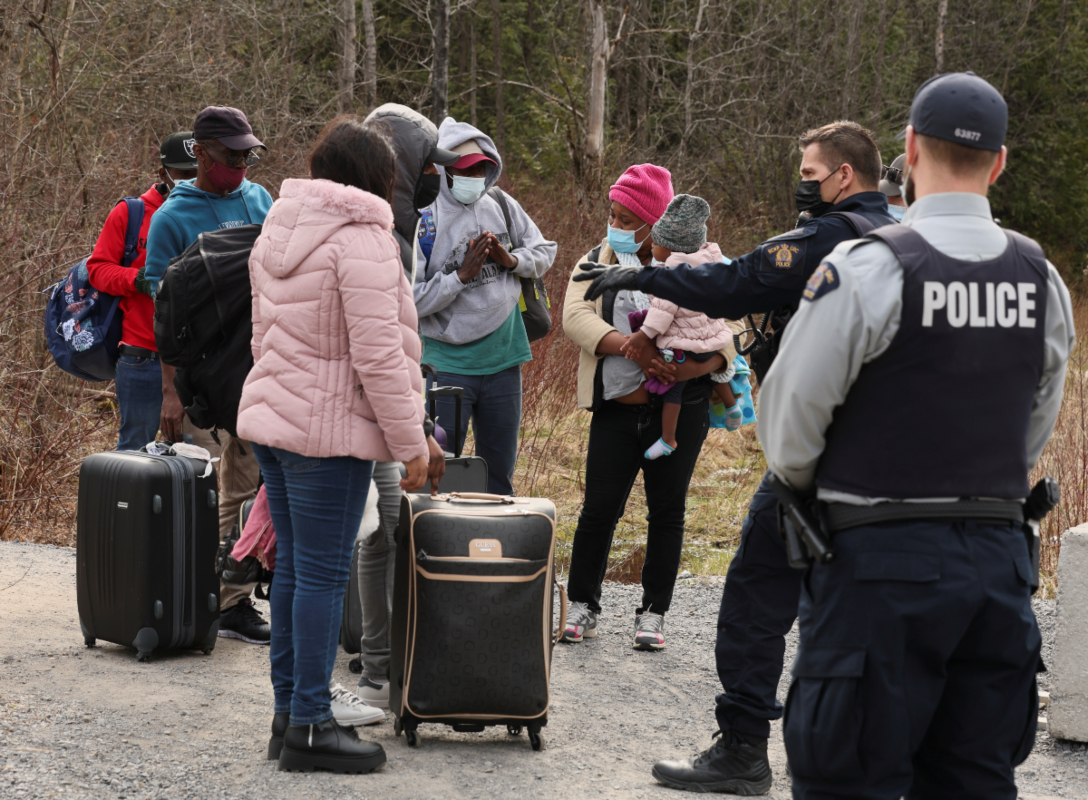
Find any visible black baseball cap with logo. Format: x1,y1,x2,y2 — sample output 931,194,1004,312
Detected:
193,106,267,151
160,131,199,170
898,72,1007,152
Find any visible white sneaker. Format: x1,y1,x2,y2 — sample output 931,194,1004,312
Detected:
330,683,385,726
634,611,666,650
356,677,390,709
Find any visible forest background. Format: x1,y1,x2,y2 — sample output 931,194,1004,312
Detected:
2,0,1087,588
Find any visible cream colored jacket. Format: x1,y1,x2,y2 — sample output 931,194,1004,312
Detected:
562,241,742,410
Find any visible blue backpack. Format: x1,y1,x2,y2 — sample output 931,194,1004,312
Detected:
44,197,144,382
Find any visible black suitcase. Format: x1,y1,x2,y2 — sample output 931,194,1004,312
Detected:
77,451,221,661
389,492,566,750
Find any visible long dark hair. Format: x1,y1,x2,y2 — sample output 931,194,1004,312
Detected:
309,115,395,203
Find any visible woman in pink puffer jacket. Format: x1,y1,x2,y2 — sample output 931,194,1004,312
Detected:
236,116,427,775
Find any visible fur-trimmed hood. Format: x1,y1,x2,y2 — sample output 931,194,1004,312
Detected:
264,178,394,277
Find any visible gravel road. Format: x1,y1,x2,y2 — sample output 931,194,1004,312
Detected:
1,541,1085,799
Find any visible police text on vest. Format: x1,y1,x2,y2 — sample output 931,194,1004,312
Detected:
922,281,1036,328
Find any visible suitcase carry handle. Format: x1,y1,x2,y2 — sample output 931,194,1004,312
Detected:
443,492,516,504
553,577,568,648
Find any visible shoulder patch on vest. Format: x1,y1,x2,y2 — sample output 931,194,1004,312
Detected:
803,263,840,302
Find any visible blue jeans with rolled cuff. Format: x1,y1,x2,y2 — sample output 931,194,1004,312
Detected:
114,354,162,451
250,442,373,725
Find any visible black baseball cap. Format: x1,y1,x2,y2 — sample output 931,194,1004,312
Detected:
896,72,1007,152
160,131,199,170
193,106,266,151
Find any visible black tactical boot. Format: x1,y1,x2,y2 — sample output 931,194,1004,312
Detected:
278,719,386,774
267,711,290,761
651,729,773,795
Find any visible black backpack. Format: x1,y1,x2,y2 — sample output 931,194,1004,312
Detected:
154,224,261,368
154,224,261,437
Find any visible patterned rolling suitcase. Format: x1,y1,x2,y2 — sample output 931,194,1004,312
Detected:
389,492,566,750
76,451,220,661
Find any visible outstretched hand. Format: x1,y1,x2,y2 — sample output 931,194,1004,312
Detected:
573,262,642,301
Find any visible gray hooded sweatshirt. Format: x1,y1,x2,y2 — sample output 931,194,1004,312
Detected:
414,118,557,345
364,103,443,282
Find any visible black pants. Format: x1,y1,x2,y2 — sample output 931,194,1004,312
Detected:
714,471,803,737
787,520,1040,799
566,398,709,615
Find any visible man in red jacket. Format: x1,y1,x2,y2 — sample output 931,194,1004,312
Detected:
87,132,197,450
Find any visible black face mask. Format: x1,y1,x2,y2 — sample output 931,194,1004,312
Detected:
794,164,844,218
413,173,441,209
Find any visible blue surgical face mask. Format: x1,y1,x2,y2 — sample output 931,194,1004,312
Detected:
607,222,648,254
888,203,906,221
450,175,486,205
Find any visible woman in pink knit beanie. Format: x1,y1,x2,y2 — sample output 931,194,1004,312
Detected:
558,163,733,654
605,164,675,267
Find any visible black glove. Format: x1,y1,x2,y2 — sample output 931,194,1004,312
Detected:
134,266,154,297
572,262,643,301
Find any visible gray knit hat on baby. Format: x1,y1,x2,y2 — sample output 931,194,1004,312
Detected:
651,194,710,254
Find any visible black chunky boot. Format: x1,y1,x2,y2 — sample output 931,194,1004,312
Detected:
267,712,290,761
651,730,773,795
278,719,386,774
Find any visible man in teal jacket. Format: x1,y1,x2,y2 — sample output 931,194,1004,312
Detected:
141,105,274,645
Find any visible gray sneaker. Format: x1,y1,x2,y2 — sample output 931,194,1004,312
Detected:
330,683,385,727
559,601,598,643
634,611,666,650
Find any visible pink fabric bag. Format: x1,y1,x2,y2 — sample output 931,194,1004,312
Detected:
231,485,277,572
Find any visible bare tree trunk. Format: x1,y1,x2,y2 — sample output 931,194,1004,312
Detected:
336,0,357,113
361,0,377,108
841,0,863,118
635,0,649,150
680,0,708,160
470,1,478,126
585,0,608,159
936,0,949,74
871,0,889,123
432,0,450,122
490,0,504,153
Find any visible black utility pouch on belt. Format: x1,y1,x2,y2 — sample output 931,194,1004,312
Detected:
1022,477,1059,594
767,474,835,569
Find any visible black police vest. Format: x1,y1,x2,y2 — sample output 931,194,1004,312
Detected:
815,225,1048,500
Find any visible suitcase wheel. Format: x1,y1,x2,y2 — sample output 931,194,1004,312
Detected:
529,730,544,751
136,650,152,663
507,724,522,736
83,636,96,648
393,716,403,737
348,657,363,674
405,728,421,748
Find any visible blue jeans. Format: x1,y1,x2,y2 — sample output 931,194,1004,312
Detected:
250,443,373,725
114,354,162,450
431,365,522,495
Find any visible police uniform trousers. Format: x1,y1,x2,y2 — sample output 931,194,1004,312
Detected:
714,470,803,737
785,518,1040,800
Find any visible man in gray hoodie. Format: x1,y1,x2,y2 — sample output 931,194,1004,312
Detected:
414,118,557,496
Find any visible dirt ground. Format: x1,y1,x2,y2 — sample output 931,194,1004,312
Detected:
1,541,1085,800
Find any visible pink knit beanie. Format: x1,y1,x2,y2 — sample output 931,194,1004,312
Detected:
609,164,674,225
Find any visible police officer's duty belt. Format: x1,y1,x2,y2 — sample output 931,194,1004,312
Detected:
824,499,1024,533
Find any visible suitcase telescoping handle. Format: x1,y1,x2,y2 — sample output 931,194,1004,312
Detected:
427,385,464,458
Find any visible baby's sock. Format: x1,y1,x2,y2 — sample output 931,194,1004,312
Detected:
644,438,676,460
725,403,744,432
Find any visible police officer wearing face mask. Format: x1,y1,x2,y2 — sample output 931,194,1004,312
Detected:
576,121,897,794
760,72,1074,799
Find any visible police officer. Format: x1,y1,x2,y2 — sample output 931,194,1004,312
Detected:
577,121,897,793
759,72,1074,798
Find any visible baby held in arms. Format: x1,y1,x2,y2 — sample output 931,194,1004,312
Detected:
621,194,743,460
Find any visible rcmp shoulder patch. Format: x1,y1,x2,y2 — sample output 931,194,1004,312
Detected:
761,240,806,273
802,262,840,301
